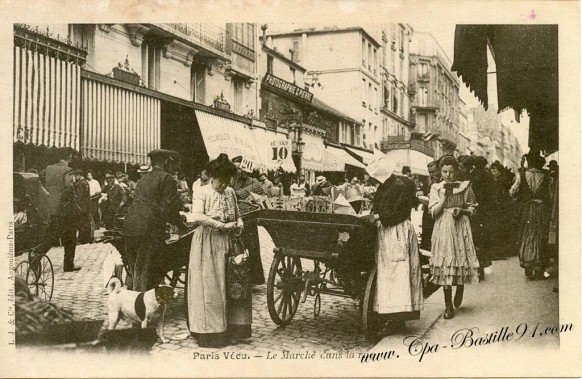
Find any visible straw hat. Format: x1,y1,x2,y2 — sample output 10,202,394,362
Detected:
137,164,152,173
366,149,395,183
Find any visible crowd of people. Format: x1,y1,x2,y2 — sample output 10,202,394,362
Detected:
18,146,559,346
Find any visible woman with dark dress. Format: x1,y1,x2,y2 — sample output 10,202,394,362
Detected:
429,156,480,319
187,154,251,348
510,153,551,279
367,152,423,332
489,161,516,259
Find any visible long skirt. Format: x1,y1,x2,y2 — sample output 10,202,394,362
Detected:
430,209,480,285
374,219,423,319
187,225,252,347
517,200,550,271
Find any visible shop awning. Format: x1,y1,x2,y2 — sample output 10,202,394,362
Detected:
409,150,431,176
14,46,81,150
344,146,374,165
81,78,160,165
326,146,367,170
384,148,430,176
251,128,296,173
323,147,345,172
195,110,263,172
301,132,326,171
451,25,558,153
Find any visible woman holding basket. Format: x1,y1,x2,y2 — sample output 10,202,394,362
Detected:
187,153,251,348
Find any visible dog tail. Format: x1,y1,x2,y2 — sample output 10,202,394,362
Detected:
107,277,122,295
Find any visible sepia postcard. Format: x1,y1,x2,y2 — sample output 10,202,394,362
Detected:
0,0,580,377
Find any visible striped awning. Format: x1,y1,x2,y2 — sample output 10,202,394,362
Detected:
195,110,263,172
13,46,81,150
345,146,374,165
326,146,367,170
81,78,160,165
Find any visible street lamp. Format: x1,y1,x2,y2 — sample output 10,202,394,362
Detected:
294,124,304,176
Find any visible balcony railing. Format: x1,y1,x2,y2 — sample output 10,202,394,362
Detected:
166,23,228,53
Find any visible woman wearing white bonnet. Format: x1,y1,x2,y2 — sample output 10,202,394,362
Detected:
367,150,423,334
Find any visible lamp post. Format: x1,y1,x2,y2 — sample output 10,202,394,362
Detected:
296,127,305,177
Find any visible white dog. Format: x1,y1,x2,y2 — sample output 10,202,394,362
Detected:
106,278,176,343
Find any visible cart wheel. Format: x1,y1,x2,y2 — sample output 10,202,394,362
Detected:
362,265,379,338
27,255,54,302
14,260,30,278
313,292,321,317
15,261,36,294
267,254,303,326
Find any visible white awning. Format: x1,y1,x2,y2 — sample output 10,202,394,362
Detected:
384,148,432,176
251,128,296,173
195,110,263,172
326,146,367,169
301,132,326,171
345,146,374,165
409,150,432,176
323,147,345,172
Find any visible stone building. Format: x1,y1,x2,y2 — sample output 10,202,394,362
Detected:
13,23,263,184
409,32,461,158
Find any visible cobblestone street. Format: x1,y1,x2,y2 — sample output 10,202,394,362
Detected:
17,225,377,357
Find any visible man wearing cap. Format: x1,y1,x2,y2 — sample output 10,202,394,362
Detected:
36,147,81,272
367,150,423,334
123,149,188,292
72,170,92,244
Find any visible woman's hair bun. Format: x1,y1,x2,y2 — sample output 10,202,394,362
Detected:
216,153,229,162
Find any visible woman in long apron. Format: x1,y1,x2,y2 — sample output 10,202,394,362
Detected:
187,153,251,348
367,151,423,333
429,156,480,319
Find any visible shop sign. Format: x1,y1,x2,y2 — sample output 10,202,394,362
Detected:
263,74,314,103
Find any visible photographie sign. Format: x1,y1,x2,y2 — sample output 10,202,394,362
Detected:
263,73,314,103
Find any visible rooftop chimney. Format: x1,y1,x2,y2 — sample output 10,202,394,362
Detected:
261,24,268,47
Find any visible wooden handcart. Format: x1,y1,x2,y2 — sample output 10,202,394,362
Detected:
256,209,437,337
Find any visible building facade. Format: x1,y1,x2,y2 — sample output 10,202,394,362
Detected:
458,99,471,155
258,32,366,186
14,23,265,184
267,26,381,154
409,32,461,158
467,106,523,171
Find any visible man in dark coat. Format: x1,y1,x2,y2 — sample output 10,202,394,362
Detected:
469,156,494,279
36,147,80,272
72,169,92,244
123,149,187,292
100,172,126,230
